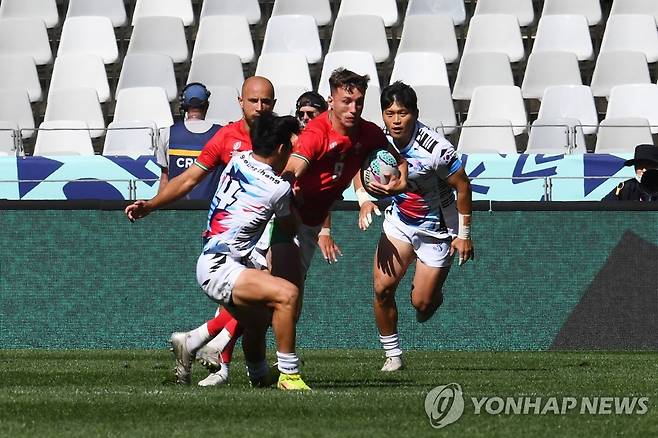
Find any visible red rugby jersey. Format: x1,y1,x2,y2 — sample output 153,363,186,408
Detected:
196,119,252,171
293,112,387,226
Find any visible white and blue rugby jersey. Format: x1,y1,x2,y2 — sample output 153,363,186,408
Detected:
202,151,291,257
387,121,463,238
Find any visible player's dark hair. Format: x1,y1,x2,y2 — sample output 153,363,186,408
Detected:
328,68,370,95
380,81,418,114
250,113,300,158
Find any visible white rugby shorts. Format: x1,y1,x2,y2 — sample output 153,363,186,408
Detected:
196,251,263,305
382,214,454,268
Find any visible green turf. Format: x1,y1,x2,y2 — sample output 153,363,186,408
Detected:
0,350,656,437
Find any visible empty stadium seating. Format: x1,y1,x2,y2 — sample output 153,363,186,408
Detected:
0,0,656,157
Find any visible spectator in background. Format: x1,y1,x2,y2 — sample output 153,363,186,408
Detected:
295,91,328,128
604,144,658,202
156,82,221,201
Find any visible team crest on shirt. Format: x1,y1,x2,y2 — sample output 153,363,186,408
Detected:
329,141,338,150
230,141,242,157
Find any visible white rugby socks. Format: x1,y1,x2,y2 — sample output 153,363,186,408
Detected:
379,333,402,358
185,323,211,353
276,352,300,375
203,328,232,352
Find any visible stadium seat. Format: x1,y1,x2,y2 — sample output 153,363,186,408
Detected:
0,90,34,139
337,0,398,27
531,15,593,61
187,53,244,91
44,88,105,138
541,0,602,26
66,0,127,27
537,86,598,135
457,118,518,154
596,117,654,153
117,54,178,102
462,14,525,62
317,51,380,98
193,15,254,63
606,84,658,134
406,0,466,26
113,87,173,129
132,0,194,26
50,54,111,103
273,85,311,117
102,120,157,157
0,55,42,102
525,118,587,154
329,15,390,63
599,14,658,63
415,85,457,135
396,15,459,63
271,0,332,27
0,18,52,65
521,51,582,100
0,0,59,28
610,0,658,23
452,52,514,101
128,17,188,63
473,0,534,27
201,0,261,25
206,86,242,126
0,121,19,156
362,85,383,128
467,86,527,135
256,53,313,91
58,17,118,64
389,52,449,87
34,120,94,156
590,51,651,98
261,15,322,64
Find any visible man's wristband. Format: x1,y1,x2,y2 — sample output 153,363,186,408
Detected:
356,187,371,207
318,227,331,237
457,213,471,240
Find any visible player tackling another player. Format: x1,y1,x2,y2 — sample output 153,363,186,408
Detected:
125,114,310,390
359,82,474,372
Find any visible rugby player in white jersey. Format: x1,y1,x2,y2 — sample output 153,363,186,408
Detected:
125,114,310,390
357,82,474,372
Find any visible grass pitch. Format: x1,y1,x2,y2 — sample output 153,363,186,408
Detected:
0,350,656,437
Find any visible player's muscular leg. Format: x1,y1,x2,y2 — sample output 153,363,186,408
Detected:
269,243,305,321
227,305,269,363
231,269,299,353
373,234,416,335
410,261,450,322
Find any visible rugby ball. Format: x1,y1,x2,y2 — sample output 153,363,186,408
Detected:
361,149,400,196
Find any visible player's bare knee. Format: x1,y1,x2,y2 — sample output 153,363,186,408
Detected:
411,296,433,314
374,284,396,304
274,283,299,310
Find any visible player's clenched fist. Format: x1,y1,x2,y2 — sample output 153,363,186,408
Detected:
125,200,152,222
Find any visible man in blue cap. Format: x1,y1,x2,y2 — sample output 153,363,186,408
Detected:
604,144,658,201
156,82,222,201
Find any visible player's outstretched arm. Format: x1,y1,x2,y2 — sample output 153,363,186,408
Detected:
366,147,408,197
447,168,474,265
125,164,208,222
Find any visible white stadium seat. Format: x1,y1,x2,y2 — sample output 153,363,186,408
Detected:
526,118,587,154
474,0,534,27
0,90,34,139
271,0,332,26
337,0,398,27
406,0,466,26
397,15,459,63
0,18,52,65
132,0,194,27
606,84,658,134
206,86,242,126
273,85,312,117
362,85,383,128
103,121,157,157
462,14,525,62
317,51,380,98
453,52,514,101
261,15,322,64
0,0,59,28
329,15,390,63
50,54,111,103
58,17,118,64
188,53,245,91
599,14,658,63
117,54,178,102
415,85,457,135
201,0,262,25
0,55,42,102
66,0,128,27
596,117,654,153
542,0,602,26
0,121,19,156
114,87,173,129
538,86,598,135
457,118,518,154
256,53,313,91
193,16,254,63
531,15,593,61
128,17,188,63
34,120,94,156
467,86,527,136
590,51,651,98
522,52,582,100
390,52,449,87
610,0,658,23
45,88,105,138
